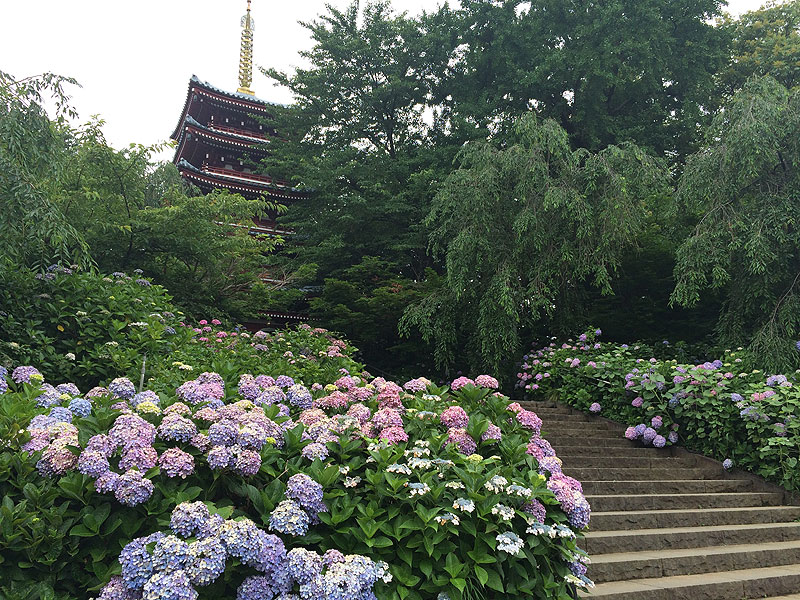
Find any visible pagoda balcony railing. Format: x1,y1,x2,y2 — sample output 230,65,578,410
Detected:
207,123,269,141
201,163,290,188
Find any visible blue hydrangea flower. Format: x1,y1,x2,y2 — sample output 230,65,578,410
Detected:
186,536,226,586
141,570,197,600
286,385,312,409
269,500,310,537
68,398,92,418
286,548,322,584
171,502,211,538
120,532,165,588
152,535,191,572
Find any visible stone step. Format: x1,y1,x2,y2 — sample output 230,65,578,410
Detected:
589,540,800,584
586,492,784,512
579,563,800,599
553,447,679,458
568,466,721,481
539,422,625,435
549,440,640,451
518,401,562,409
581,479,755,495
545,437,637,450
590,506,800,531
560,456,698,469
584,522,800,555
543,425,625,434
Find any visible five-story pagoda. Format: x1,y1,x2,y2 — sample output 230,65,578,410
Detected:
170,0,306,238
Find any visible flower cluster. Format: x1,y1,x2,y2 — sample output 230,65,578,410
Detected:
97,502,384,600
269,474,328,536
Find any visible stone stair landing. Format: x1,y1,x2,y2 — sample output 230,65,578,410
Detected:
521,401,800,600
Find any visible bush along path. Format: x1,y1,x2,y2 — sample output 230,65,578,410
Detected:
522,399,800,600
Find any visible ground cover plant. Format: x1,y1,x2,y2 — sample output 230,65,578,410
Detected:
1,310,593,600
517,329,800,492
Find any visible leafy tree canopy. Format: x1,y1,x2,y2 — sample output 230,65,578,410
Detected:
428,0,731,158
719,0,800,95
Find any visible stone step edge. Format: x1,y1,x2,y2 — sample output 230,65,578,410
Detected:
585,521,800,540
592,505,800,517
590,539,800,565
586,492,782,501
580,563,800,598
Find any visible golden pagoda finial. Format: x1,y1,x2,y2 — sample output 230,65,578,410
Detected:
238,0,255,95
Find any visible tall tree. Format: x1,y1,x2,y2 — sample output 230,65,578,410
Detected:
401,113,667,372
671,76,800,370
432,0,731,158
261,0,448,280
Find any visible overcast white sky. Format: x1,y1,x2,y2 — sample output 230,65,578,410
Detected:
1,0,765,160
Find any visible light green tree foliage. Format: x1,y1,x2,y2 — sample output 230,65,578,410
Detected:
719,0,800,95
671,76,800,371
401,114,666,372
0,70,90,269
57,123,279,317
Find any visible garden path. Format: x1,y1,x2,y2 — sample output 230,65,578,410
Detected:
520,400,800,600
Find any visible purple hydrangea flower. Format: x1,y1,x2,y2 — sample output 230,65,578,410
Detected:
108,377,136,400
114,469,154,506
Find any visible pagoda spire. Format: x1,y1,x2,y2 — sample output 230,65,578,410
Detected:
238,0,255,95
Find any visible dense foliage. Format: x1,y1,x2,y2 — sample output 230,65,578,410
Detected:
0,271,592,599
400,114,666,372
671,77,800,372
518,329,800,492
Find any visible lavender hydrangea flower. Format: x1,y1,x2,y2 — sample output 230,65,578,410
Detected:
159,448,195,478
275,375,295,389
723,458,734,470
12,366,42,384
481,423,502,443
208,445,234,470
642,427,657,444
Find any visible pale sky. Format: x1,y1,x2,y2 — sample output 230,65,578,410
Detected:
0,0,765,161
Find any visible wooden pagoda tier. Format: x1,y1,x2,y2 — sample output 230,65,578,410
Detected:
171,76,308,206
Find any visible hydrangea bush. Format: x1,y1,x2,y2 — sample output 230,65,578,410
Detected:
518,328,800,491
2,360,591,599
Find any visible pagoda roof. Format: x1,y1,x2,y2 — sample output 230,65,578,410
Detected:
170,75,285,141
177,159,308,201
173,115,271,156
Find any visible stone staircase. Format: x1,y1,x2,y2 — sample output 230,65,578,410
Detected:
520,400,800,600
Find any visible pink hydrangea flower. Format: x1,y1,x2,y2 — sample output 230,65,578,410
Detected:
451,377,475,391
